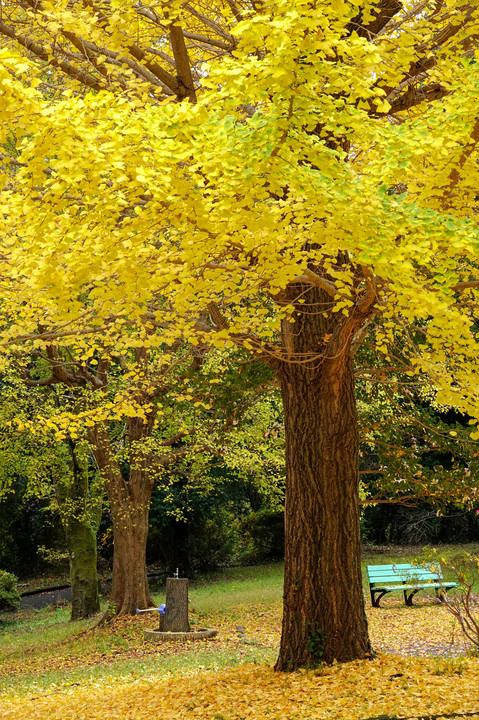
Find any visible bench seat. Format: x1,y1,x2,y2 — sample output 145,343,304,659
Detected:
367,563,457,607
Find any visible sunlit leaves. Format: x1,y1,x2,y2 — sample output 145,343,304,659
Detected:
0,0,478,428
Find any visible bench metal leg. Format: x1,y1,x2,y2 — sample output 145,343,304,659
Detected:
404,589,420,606
371,590,388,608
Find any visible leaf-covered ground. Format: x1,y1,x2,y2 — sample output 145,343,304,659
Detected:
1,654,478,720
1,597,478,719
1,556,478,719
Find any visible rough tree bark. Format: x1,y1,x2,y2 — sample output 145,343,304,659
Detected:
87,423,155,616
61,439,101,620
65,518,101,620
273,277,375,669
107,472,154,615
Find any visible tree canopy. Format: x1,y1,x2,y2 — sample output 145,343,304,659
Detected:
0,1,477,397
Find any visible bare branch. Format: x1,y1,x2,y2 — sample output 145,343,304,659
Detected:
386,82,448,115
0,19,105,91
301,268,338,298
160,430,195,447
225,0,244,22
347,0,402,38
169,23,197,102
182,31,232,51
376,1,429,39
183,4,236,44
453,279,479,292
207,302,229,330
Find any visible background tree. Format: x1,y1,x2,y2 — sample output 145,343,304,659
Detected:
0,374,102,619
18,340,278,615
59,437,102,619
0,0,478,668
18,344,206,616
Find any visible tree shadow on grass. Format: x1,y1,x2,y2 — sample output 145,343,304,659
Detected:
363,713,479,720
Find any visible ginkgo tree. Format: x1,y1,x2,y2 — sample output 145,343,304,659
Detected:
0,0,478,669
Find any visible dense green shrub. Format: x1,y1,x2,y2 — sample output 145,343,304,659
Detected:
0,570,21,612
188,511,239,573
238,509,284,563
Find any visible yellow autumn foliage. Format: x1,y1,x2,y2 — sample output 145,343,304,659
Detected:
1,0,479,668
1,656,479,720
0,0,478,423
1,598,478,719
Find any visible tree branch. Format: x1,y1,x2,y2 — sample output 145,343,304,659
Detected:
300,268,338,298
356,266,378,313
160,430,195,447
0,19,105,91
169,23,197,102
182,31,232,51
442,117,479,208
207,302,229,330
453,280,479,292
347,0,403,39
183,4,236,44
385,82,448,116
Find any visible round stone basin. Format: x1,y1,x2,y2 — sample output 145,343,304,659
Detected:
144,627,218,642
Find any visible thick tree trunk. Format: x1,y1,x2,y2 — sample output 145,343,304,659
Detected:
274,281,373,670
61,439,101,621
66,518,100,619
88,424,154,617
108,481,154,615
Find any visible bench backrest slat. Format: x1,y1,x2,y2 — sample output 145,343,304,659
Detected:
367,563,443,586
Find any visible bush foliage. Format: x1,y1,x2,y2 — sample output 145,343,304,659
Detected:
238,510,285,563
0,570,20,612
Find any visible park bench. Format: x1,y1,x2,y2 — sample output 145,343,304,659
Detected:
367,563,458,608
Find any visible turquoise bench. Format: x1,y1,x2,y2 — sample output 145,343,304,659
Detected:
367,563,458,607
